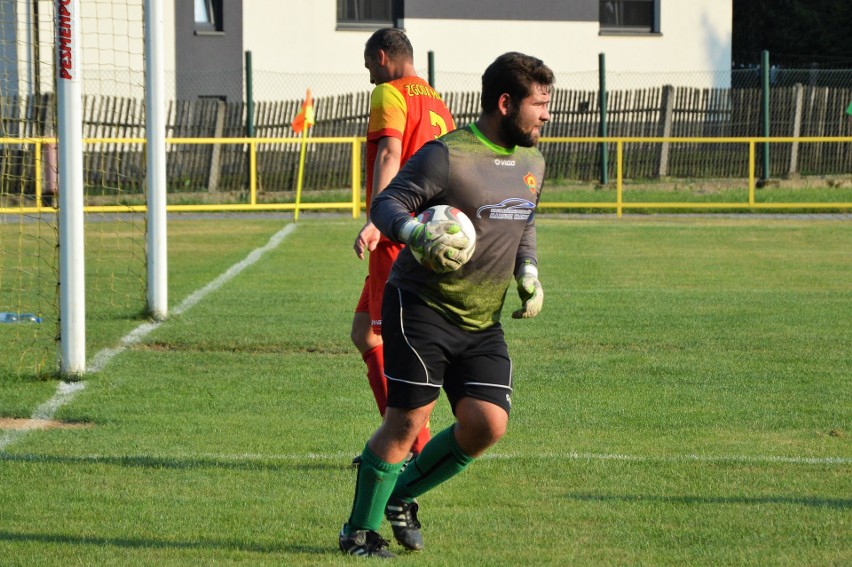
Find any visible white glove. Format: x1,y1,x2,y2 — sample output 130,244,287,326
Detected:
512,263,543,319
399,217,471,273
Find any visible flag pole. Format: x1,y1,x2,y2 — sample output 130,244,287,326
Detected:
294,126,308,221
290,88,314,222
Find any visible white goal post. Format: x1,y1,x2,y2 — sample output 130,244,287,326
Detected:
56,0,85,376
55,0,167,376
145,0,168,321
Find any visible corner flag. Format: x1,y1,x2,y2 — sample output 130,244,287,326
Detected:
291,89,315,133
292,89,315,221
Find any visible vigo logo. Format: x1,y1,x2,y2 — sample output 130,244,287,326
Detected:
476,198,536,221
494,159,516,166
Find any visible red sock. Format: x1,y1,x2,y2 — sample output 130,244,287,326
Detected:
362,344,387,416
411,418,431,455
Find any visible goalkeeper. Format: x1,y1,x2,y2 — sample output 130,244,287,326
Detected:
339,51,554,558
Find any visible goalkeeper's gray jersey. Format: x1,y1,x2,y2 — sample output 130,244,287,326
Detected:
371,124,544,331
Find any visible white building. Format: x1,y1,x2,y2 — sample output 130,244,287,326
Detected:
240,0,733,98
3,0,732,102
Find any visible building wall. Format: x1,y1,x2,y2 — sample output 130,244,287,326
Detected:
174,0,243,101
242,0,732,100
402,0,598,22
1,1,20,99
10,0,153,100
5,1,732,101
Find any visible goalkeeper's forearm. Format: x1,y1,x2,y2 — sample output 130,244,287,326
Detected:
369,193,417,244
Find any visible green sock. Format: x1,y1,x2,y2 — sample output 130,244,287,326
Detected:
346,444,404,532
393,424,474,501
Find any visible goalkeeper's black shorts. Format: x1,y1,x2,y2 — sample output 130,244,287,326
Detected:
381,284,513,415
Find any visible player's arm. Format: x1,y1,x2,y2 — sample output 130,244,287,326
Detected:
354,136,403,259
372,136,403,202
371,141,448,241
372,142,469,273
512,207,543,319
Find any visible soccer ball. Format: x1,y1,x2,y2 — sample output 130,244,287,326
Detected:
411,205,477,271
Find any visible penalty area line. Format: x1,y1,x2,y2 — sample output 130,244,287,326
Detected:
0,223,298,453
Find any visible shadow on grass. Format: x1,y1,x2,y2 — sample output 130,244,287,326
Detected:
566,492,852,509
0,452,348,472
0,529,326,556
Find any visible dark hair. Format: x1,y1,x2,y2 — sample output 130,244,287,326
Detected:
480,52,555,112
364,28,414,61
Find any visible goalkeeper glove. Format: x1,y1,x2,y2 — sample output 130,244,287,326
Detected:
399,217,472,273
512,262,543,319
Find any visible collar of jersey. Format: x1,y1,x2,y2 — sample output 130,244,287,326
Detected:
469,123,516,155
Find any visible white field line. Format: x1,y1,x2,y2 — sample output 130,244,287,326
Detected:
0,223,297,452
208,451,852,466
10,450,848,467
483,451,852,466
0,381,87,451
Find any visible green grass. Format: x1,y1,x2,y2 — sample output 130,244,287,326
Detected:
69,177,852,212
1,215,850,565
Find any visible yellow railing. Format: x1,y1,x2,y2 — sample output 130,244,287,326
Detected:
543,136,852,217
163,137,363,218
0,137,54,213
0,136,364,217
1,135,850,217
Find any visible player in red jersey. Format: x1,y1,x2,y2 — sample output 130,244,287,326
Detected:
351,28,456,463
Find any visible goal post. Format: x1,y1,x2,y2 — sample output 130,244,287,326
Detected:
54,0,167,375
56,0,86,376
4,0,165,379
145,0,167,321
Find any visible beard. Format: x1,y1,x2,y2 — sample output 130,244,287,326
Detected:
500,107,539,148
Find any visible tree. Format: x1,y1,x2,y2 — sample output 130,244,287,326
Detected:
733,0,852,67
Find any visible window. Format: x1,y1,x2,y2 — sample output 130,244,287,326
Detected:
337,0,397,29
195,0,223,32
600,0,659,33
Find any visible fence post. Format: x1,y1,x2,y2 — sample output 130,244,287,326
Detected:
658,84,674,177
598,52,608,185
245,51,254,137
351,138,361,219
207,100,226,192
245,50,254,191
789,83,803,176
41,141,57,207
813,87,829,167
759,50,770,185
428,50,435,88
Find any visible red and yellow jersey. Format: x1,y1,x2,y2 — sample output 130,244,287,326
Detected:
365,76,455,208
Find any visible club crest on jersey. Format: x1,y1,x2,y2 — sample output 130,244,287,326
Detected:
476,197,536,221
524,172,537,194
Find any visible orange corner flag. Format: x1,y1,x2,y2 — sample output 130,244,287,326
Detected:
291,89,315,133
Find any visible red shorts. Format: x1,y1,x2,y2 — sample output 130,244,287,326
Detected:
355,239,404,335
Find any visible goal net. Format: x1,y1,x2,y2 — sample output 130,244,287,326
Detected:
0,0,152,379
